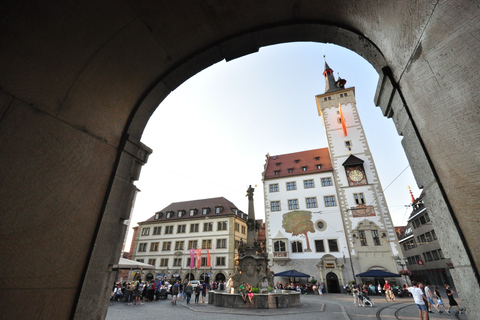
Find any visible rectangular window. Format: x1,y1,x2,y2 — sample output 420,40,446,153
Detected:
190,223,199,233
217,221,227,231
321,177,332,186
162,241,171,251
216,257,226,266
438,249,444,259
235,240,240,249
186,258,192,267
425,232,432,242
141,227,150,236
190,209,196,216
136,259,144,263
431,230,437,240
359,230,368,246
302,166,307,171
203,222,213,232
274,170,279,175
420,234,426,244
291,241,303,253
274,240,286,252
241,225,246,234
215,206,222,214
148,258,156,266
304,179,314,188
425,251,433,261
188,240,197,249
271,201,281,211
328,239,339,252
315,240,325,252
306,197,318,208
424,213,430,222
269,184,279,192
202,239,212,249
324,196,337,207
174,241,184,251
286,182,297,190
316,164,322,169
160,258,168,267
138,243,147,252
173,258,182,267
432,250,440,260
177,224,186,234
201,257,207,267
150,242,159,251
419,215,427,224
153,226,162,235
202,208,209,215
217,238,227,249
165,226,173,234
372,230,381,246
354,193,365,205
288,199,299,210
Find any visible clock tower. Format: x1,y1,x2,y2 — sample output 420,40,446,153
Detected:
315,60,400,277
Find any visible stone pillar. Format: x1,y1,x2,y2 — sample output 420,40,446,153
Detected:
375,68,480,319
73,135,151,320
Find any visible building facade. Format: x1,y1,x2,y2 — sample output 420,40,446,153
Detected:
263,62,401,292
398,192,454,286
132,197,248,283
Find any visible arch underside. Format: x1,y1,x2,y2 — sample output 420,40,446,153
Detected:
0,2,479,319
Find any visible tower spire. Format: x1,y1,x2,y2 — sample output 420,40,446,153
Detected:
322,58,347,93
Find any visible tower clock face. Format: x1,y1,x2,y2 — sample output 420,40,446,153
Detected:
348,169,364,182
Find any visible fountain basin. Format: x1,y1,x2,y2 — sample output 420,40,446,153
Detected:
208,291,301,309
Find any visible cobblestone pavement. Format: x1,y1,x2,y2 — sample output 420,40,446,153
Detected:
106,293,469,320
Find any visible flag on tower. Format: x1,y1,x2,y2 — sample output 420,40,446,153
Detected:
339,103,347,136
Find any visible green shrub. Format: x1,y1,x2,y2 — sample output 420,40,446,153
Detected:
267,286,273,292
252,287,260,293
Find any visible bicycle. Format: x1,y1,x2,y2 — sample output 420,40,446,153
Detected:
385,290,396,302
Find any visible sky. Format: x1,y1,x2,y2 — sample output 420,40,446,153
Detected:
124,42,421,250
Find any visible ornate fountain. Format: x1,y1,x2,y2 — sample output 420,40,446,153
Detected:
209,186,300,309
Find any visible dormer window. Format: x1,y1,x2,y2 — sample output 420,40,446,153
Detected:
178,210,185,217
288,168,293,173
215,206,223,214
316,164,322,169
302,166,307,171
315,157,320,161
275,163,281,166
189,209,197,216
202,208,209,215
294,159,300,164
274,170,280,175
155,212,163,220
166,211,173,218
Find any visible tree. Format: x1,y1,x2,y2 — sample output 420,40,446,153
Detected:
282,211,315,251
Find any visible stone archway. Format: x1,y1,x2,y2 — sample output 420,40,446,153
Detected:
1,2,479,319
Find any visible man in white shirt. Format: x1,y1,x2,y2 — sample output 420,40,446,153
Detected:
406,282,429,320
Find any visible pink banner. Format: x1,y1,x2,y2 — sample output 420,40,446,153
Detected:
190,248,195,268
196,248,202,269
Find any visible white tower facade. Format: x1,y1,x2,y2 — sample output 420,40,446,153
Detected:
315,62,400,276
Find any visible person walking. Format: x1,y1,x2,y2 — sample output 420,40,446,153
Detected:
445,284,463,315
171,280,180,305
194,283,201,303
201,281,208,303
185,282,193,304
433,285,447,313
406,282,429,320
424,283,439,313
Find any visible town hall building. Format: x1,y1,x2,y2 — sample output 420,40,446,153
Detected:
263,61,401,292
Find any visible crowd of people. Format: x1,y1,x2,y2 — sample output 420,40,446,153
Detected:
111,277,465,317
111,278,219,306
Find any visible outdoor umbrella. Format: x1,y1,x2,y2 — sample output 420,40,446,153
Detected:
114,257,156,270
356,269,401,278
274,269,310,278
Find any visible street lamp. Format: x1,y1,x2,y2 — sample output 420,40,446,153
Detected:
395,255,409,284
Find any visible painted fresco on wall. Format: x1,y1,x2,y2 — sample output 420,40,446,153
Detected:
351,204,376,217
282,210,315,252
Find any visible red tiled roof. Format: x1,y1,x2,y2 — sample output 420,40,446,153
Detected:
263,148,333,179
140,197,246,224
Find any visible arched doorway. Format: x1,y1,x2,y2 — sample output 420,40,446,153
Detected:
184,273,195,281
326,272,340,293
2,3,479,320
215,273,226,282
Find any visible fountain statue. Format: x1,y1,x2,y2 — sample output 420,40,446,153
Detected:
231,185,274,292
208,186,300,308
